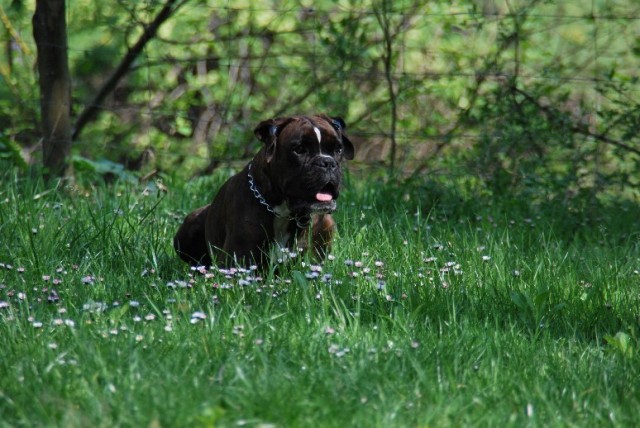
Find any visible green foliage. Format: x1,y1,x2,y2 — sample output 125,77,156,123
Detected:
0,133,27,169
72,155,136,182
605,332,635,359
1,3,638,423
2,0,640,200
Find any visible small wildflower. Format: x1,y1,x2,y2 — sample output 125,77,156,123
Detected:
175,280,190,288
32,321,43,328
0,301,9,309
83,301,107,312
306,271,320,280
17,267,25,273
64,319,75,328
133,315,142,322
526,403,534,417
190,311,207,324
129,300,140,307
324,326,335,335
411,341,420,349
17,292,26,300
47,290,60,303
328,343,350,357
481,255,491,261
48,343,58,349
135,335,144,342
144,313,156,321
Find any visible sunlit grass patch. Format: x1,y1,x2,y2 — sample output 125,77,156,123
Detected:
0,173,639,426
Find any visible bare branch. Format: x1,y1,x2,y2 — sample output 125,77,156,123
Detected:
513,86,640,157
72,0,188,141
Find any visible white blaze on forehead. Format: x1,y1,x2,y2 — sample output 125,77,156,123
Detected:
313,125,331,157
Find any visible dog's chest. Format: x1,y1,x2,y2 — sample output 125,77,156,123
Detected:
272,204,292,248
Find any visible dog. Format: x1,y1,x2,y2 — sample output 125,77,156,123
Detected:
174,114,355,269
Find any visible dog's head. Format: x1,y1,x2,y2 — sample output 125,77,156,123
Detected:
254,114,355,215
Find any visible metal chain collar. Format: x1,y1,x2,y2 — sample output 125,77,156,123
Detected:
247,162,311,228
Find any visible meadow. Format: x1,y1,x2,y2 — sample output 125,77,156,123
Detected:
0,169,639,427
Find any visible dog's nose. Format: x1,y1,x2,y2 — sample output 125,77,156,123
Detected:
312,156,337,170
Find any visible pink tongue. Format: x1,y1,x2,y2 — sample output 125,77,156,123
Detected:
315,192,333,202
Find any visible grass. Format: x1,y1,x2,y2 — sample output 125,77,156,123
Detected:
0,168,639,427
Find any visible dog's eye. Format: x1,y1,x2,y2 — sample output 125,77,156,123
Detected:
293,144,307,155
335,146,343,156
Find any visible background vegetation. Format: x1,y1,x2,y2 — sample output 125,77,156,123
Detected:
1,0,640,426
2,0,640,204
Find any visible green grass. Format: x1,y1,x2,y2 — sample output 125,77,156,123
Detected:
1,170,639,427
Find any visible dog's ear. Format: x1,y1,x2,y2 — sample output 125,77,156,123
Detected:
254,119,279,144
254,117,292,162
329,116,355,160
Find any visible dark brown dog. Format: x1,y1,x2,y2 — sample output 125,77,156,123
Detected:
174,114,355,268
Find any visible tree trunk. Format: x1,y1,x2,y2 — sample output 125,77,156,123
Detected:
33,0,72,180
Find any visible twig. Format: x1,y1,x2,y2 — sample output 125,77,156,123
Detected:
512,86,640,156
72,0,188,141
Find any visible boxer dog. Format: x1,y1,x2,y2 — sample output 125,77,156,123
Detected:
174,114,355,269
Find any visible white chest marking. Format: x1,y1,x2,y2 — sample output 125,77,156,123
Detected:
273,203,291,248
